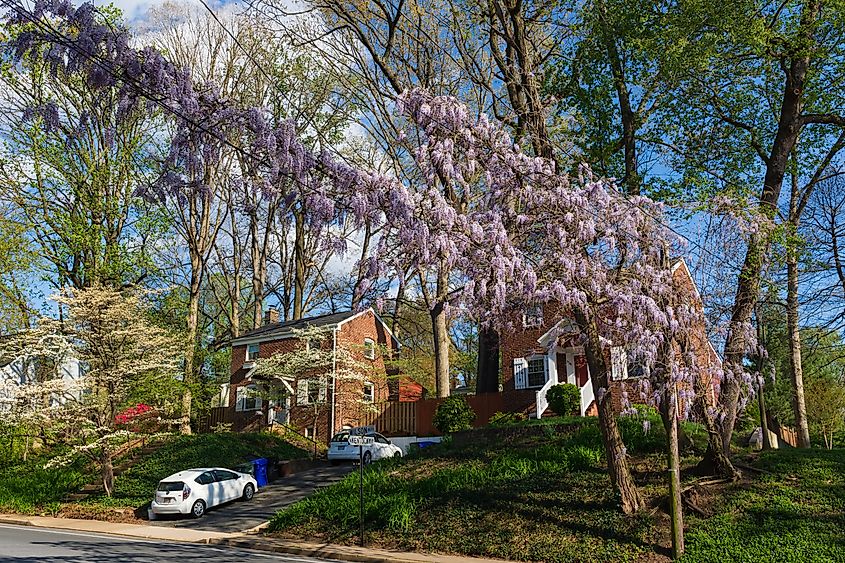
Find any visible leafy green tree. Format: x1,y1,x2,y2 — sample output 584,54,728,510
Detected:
0,17,167,291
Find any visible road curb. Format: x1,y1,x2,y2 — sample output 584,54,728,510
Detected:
0,516,34,527
209,537,417,562
209,536,510,563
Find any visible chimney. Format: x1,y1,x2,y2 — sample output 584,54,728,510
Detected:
264,307,279,326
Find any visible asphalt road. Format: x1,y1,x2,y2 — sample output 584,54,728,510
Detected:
0,524,339,563
149,463,354,533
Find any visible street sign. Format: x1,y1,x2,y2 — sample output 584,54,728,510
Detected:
348,435,375,446
348,425,376,436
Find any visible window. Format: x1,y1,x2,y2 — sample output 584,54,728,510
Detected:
527,357,547,388
363,338,376,360
195,472,215,485
306,338,321,352
522,305,543,328
362,382,375,403
297,377,327,405
235,384,262,411
610,347,649,381
373,433,389,444
246,344,259,362
213,470,238,482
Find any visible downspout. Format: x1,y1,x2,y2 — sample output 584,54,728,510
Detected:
330,326,338,438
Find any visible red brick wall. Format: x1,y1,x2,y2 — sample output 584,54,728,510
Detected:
332,310,399,437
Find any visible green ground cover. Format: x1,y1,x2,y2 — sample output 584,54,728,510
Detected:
0,432,307,514
269,417,845,563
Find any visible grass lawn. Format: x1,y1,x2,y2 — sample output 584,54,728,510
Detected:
269,418,845,563
0,432,308,517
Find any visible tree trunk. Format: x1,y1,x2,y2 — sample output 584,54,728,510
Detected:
101,447,114,497
431,300,451,398
293,209,306,320
660,391,684,559
575,309,643,514
597,0,639,195
786,251,811,448
181,262,201,435
476,325,500,393
716,0,820,459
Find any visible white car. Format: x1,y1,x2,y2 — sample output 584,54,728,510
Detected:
150,467,258,518
328,431,403,465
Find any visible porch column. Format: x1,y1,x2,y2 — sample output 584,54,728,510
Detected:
566,353,576,385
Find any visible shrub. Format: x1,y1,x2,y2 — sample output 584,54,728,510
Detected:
432,396,475,433
547,383,579,416
488,411,527,426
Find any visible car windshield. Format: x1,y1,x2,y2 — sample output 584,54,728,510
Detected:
157,481,185,492
331,432,350,443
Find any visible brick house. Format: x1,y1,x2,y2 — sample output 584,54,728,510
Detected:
220,308,401,442
500,258,721,418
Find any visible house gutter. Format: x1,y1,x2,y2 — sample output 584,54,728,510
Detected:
330,326,338,438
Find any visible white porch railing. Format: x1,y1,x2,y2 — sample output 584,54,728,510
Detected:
579,379,595,416
535,378,556,419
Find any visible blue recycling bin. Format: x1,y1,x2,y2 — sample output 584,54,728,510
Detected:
251,457,269,487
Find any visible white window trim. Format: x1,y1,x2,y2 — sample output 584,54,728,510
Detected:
363,337,376,360
525,355,548,389
245,343,259,365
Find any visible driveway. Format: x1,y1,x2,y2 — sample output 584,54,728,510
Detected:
149,463,353,533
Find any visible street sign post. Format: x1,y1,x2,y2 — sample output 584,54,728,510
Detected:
347,433,374,547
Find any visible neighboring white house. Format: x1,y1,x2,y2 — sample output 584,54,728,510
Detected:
0,334,83,409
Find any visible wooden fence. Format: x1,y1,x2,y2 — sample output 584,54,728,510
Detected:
361,401,417,436
198,391,537,437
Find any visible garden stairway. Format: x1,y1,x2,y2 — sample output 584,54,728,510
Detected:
63,437,167,502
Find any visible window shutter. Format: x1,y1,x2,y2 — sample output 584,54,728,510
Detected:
513,357,528,389
296,380,308,406
611,347,628,381
318,377,328,403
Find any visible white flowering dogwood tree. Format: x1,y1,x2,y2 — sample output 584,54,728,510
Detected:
0,286,183,496
251,326,381,440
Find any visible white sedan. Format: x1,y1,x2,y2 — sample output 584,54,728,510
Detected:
328,431,403,465
150,467,258,518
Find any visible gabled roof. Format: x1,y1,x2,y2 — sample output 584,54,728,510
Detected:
231,310,358,346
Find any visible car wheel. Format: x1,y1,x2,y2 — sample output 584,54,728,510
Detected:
362,451,372,465
393,451,401,459
242,483,255,502
191,499,205,518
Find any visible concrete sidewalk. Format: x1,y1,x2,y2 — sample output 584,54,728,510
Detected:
0,513,509,562
0,513,233,544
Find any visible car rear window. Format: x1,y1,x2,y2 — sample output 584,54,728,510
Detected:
157,481,184,492
331,432,350,443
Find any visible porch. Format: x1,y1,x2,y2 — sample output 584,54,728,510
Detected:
528,346,596,419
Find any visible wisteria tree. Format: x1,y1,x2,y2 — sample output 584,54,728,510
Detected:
6,5,744,546
351,90,740,555
0,286,183,496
